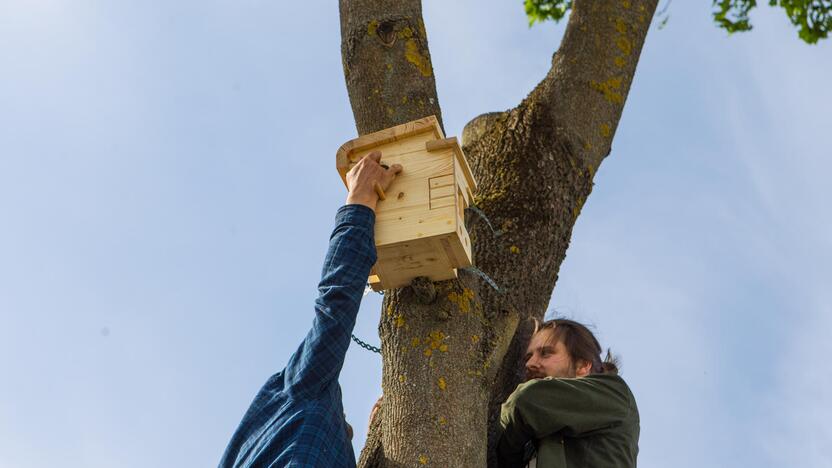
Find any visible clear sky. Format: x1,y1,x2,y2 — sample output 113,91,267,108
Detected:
1,1,830,467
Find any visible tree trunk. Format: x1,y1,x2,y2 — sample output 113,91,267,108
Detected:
339,1,659,466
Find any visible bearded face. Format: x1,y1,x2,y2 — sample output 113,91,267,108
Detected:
524,329,590,380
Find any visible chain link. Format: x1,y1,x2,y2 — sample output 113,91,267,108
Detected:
461,265,503,294
351,333,382,354
465,206,503,237
352,284,383,354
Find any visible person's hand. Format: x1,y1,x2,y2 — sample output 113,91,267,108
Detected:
367,395,383,432
345,151,402,212
343,414,354,441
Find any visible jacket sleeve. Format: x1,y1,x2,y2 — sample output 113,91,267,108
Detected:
497,375,632,467
283,204,377,398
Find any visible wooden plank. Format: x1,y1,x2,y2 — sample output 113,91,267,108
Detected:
454,158,476,205
375,204,456,246
337,132,442,188
374,236,459,290
374,156,453,212
429,174,454,189
451,145,477,194
370,232,472,290
430,184,455,200
426,137,458,152
442,231,472,271
350,131,436,163
336,115,444,184
429,196,455,210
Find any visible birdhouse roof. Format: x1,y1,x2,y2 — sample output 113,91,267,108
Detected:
336,115,477,193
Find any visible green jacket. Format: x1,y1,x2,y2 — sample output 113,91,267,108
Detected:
497,373,639,468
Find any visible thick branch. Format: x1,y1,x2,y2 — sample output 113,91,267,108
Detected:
459,2,658,465
339,0,443,135
460,0,659,332
535,0,659,170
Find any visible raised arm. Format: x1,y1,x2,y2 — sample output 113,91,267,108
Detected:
283,152,402,397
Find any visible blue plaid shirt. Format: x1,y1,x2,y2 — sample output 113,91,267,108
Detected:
219,205,377,468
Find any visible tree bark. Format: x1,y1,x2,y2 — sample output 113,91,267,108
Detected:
340,1,659,466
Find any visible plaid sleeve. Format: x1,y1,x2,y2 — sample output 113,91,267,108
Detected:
283,204,377,398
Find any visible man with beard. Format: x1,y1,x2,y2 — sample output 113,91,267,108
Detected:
497,319,640,468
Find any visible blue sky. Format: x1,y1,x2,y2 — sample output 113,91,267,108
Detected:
1,1,830,467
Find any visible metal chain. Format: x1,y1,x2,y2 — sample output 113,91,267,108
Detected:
352,284,383,354
462,205,505,294
465,206,503,237
351,333,382,354
461,265,503,294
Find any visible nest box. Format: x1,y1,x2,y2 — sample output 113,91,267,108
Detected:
336,115,477,291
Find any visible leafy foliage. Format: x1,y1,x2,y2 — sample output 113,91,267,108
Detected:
522,0,830,43
524,0,573,25
713,0,757,33
713,0,831,43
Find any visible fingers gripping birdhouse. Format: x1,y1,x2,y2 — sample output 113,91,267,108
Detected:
336,115,477,291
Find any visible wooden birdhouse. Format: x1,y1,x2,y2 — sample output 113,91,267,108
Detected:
336,115,477,291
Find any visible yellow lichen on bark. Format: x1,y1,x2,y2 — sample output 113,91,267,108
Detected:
427,331,446,349
397,26,414,39
616,36,632,56
474,188,507,208
590,77,624,105
367,20,378,36
404,39,433,77
447,288,475,313
572,196,586,219
418,330,448,357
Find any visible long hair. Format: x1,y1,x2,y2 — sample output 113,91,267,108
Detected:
533,318,620,375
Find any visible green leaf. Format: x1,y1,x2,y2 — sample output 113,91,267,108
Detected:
712,0,830,43
524,0,574,26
